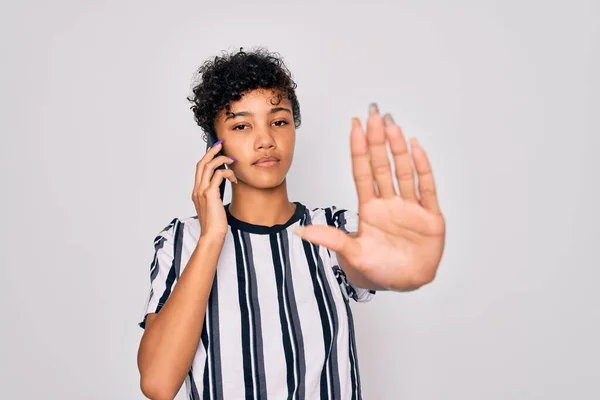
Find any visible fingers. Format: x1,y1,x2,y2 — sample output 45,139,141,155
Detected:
350,118,376,204
366,104,396,198
208,168,237,190
354,105,440,213
199,155,236,191
410,138,441,214
383,115,417,202
192,140,236,201
193,140,224,193
293,225,360,261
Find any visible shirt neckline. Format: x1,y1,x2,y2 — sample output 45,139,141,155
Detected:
224,201,305,235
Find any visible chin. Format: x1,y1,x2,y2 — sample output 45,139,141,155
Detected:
252,176,287,190
237,162,290,190
238,173,287,190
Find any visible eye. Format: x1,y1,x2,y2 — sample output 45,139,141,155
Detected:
272,120,289,127
232,124,249,131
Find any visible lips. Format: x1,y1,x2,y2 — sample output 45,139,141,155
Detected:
252,156,280,166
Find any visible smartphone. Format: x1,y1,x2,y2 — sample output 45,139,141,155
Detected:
205,131,227,201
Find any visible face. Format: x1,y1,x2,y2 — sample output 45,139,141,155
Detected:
213,89,296,190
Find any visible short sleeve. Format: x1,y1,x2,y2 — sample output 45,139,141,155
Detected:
324,206,376,303
138,218,181,329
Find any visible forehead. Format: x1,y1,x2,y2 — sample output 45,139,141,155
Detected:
227,89,291,112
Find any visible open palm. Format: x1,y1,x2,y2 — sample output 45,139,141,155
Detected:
296,104,446,290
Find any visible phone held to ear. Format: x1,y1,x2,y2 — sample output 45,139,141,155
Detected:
206,132,227,171
205,131,227,201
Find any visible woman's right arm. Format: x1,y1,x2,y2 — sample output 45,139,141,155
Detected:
137,233,224,400
137,140,237,400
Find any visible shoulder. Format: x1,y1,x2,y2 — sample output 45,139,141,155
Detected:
152,215,201,247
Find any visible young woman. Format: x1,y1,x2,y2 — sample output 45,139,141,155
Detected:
137,48,446,400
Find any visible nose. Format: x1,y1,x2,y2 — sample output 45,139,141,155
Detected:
254,126,277,150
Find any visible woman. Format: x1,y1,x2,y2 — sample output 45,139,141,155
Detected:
137,48,446,400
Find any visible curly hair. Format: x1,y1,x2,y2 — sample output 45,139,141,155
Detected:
188,47,301,137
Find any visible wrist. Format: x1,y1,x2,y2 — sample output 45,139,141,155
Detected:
199,232,226,247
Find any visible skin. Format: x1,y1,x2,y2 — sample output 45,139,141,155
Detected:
137,89,299,400
138,89,446,399
211,88,446,292
296,104,446,291
216,88,299,226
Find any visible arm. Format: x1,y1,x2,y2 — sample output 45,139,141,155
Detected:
137,234,224,400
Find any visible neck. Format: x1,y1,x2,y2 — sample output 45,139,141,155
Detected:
228,179,296,227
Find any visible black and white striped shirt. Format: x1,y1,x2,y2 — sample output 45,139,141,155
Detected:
139,202,375,399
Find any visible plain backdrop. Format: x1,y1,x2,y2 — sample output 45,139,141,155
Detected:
1,0,599,399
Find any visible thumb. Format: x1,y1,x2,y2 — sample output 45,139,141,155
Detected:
293,225,357,257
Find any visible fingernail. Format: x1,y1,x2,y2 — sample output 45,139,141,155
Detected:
351,117,361,129
293,226,305,236
229,156,237,162
383,114,394,126
369,103,379,115
410,137,419,148
212,139,224,147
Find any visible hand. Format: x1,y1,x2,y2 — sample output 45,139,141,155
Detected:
192,140,237,240
294,104,446,290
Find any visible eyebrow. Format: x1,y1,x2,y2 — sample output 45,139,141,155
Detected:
224,107,292,121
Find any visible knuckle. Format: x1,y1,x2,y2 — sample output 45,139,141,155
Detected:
396,170,414,181
372,162,390,175
353,172,371,183
420,187,437,196
393,147,409,156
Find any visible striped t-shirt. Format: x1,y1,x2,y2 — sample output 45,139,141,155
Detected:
139,202,375,399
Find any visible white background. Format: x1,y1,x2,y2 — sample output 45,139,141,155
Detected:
1,0,599,398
